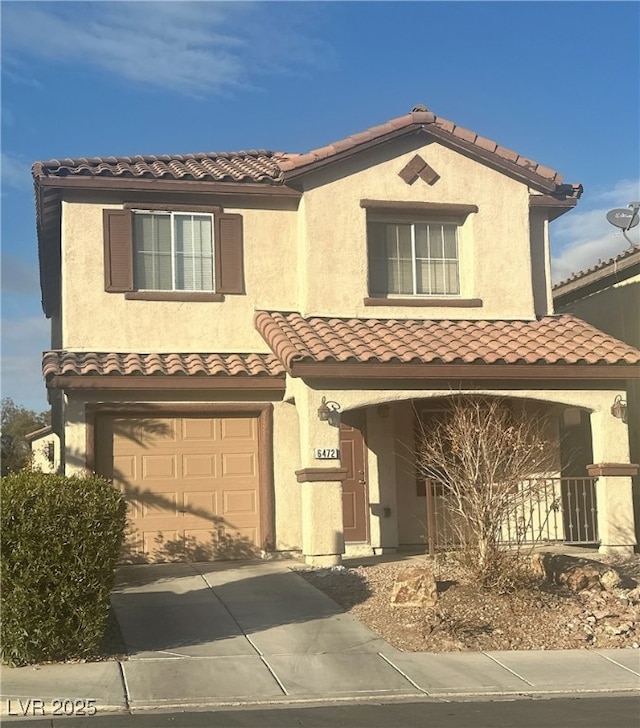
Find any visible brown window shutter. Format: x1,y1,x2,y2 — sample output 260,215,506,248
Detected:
215,213,245,294
103,209,134,292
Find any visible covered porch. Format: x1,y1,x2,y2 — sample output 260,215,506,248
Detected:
253,311,640,566
290,388,637,565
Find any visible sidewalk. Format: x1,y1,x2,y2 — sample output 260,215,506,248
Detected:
2,560,639,719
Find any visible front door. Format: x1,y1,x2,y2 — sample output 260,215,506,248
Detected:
340,412,369,542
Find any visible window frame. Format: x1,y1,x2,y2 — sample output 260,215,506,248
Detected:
367,217,461,298
361,200,480,308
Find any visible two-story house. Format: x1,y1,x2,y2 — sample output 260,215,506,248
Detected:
32,105,640,565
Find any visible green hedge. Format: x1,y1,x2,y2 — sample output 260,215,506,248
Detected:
1,470,127,666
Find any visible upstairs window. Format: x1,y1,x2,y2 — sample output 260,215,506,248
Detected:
368,221,460,297
133,212,214,291
103,205,244,300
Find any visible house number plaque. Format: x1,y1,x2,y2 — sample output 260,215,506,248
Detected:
314,448,340,459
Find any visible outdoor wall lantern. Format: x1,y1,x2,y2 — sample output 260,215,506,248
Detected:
611,395,628,424
317,396,342,427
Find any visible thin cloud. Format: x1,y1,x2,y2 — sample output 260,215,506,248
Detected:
1,153,33,192
2,2,332,97
551,178,640,282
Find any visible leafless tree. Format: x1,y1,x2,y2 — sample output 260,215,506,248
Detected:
416,396,560,587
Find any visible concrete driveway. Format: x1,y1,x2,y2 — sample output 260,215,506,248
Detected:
110,559,416,707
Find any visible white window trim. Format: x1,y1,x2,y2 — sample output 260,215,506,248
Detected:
132,209,215,292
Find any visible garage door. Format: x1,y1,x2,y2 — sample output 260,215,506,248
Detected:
97,415,261,562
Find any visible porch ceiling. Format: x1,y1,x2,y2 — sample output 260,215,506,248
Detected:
254,312,640,379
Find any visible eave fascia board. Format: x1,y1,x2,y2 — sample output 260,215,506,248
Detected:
288,362,640,380
46,376,286,391
423,125,560,194
35,175,302,199
529,194,578,221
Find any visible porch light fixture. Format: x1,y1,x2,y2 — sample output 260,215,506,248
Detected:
317,396,342,427
611,395,628,424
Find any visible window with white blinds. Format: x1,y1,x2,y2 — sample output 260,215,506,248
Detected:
133,212,214,291
368,221,460,296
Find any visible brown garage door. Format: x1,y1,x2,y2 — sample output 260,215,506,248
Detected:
96,414,261,562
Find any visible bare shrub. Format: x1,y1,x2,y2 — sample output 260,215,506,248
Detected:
416,396,559,589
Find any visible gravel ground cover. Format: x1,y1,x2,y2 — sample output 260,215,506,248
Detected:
297,553,640,652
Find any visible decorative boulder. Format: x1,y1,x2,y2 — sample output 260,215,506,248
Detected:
390,567,438,608
531,552,625,593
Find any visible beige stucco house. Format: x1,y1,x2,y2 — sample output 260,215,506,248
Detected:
33,105,640,564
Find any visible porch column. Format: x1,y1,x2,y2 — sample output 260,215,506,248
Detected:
589,408,638,555
295,388,345,566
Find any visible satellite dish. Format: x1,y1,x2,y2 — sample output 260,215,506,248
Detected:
606,208,639,230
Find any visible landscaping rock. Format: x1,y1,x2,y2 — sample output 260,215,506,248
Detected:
531,552,625,593
390,567,438,608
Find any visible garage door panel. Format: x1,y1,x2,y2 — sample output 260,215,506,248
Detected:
221,418,255,440
184,529,217,550
141,454,177,479
183,491,219,519
141,493,179,518
143,530,181,560
220,525,257,545
114,455,136,479
181,418,216,441
125,498,142,520
222,452,257,477
223,489,257,516
182,454,217,478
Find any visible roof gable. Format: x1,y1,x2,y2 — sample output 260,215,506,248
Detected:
31,104,582,198
278,106,579,197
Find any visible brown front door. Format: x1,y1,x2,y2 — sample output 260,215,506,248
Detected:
340,412,369,542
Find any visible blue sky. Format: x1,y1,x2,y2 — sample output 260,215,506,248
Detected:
2,0,639,412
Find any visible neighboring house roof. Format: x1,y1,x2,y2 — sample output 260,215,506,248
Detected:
42,351,285,390
553,245,640,307
254,311,640,377
24,425,53,443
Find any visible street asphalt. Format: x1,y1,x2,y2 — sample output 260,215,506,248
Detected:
1,560,639,722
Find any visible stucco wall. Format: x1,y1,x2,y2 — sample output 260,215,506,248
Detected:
297,138,537,319
58,137,546,351
60,202,298,352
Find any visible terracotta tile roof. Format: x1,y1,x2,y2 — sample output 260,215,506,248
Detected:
553,245,640,290
32,151,284,184
277,105,575,193
42,351,285,379
254,311,640,370
31,105,579,195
